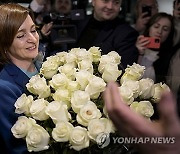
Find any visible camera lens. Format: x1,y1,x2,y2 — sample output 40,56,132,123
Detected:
155,39,160,43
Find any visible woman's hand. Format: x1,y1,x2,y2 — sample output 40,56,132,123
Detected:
136,35,150,55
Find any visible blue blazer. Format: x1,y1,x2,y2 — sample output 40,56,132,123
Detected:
76,15,139,68
0,63,38,154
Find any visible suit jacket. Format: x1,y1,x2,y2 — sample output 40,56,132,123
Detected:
0,63,38,154
75,15,139,68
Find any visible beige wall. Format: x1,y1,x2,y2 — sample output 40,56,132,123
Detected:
158,0,174,15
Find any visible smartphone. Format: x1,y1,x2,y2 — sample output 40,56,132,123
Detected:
142,6,152,17
144,37,160,49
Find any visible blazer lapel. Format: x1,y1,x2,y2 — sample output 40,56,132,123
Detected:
5,63,29,89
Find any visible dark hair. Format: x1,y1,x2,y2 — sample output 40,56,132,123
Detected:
143,12,175,82
144,12,174,49
0,3,34,66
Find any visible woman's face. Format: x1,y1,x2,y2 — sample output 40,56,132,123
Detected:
9,15,39,63
149,17,171,43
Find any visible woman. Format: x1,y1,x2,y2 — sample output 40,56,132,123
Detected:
136,12,174,83
0,3,40,153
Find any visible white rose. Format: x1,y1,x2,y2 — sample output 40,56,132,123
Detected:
26,124,50,152
14,94,33,115
65,52,77,64
67,80,80,92
11,116,36,138
152,83,170,103
103,106,108,118
87,118,114,141
120,63,145,84
85,75,106,99
46,55,61,64
139,78,155,99
56,51,68,65
98,55,116,74
118,86,134,105
75,70,92,90
52,88,71,108
122,80,140,98
77,101,102,126
45,101,71,124
69,126,90,151
58,63,77,80
102,63,122,82
78,59,93,74
49,73,69,90
30,99,49,121
52,121,73,142
130,101,139,112
69,47,81,55
40,55,60,79
71,90,90,113
107,51,121,64
136,101,154,118
88,46,101,63
74,48,93,62
26,75,50,98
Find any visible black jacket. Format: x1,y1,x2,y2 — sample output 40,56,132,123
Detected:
74,15,139,68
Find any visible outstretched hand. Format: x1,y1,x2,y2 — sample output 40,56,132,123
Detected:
103,82,180,154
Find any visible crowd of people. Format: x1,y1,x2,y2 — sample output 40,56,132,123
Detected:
0,0,180,153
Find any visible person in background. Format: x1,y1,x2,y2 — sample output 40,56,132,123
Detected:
29,0,52,25
30,0,73,57
30,0,73,36
0,3,40,153
134,0,158,34
136,12,174,83
172,0,180,46
73,0,139,68
166,0,180,99
103,81,180,154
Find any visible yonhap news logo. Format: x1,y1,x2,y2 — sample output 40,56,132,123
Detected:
95,133,175,148
112,137,175,144
96,133,110,148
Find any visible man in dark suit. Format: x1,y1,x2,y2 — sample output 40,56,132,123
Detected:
74,0,139,68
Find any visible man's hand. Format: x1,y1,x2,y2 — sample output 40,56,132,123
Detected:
103,82,180,154
41,22,53,36
135,12,151,33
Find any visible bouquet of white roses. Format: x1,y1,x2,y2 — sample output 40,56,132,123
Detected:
11,47,169,153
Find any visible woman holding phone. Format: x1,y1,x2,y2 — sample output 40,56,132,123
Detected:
136,12,174,83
